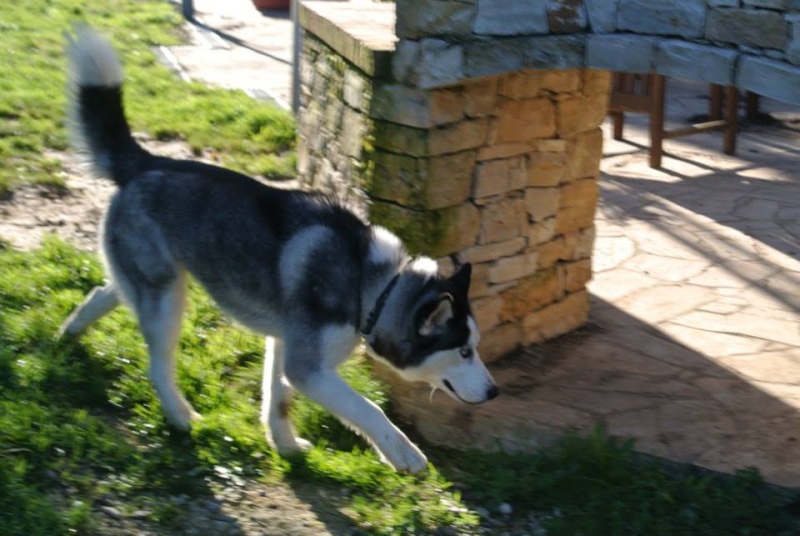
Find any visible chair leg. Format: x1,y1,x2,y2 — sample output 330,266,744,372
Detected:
746,91,760,120
611,111,625,140
709,84,723,121
649,74,666,168
724,86,738,155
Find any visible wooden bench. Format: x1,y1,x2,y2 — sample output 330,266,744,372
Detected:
609,73,741,168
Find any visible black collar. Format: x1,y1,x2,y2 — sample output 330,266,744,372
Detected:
360,272,401,337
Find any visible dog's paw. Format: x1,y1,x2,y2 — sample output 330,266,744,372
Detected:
278,437,312,453
55,320,81,341
166,408,203,432
383,440,428,474
293,437,313,451
269,437,312,462
271,437,312,457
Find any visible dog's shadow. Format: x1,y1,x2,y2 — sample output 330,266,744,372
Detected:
60,339,360,534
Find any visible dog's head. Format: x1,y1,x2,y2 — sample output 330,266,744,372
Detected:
365,262,499,405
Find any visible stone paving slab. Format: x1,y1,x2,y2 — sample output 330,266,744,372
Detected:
162,0,294,108
161,2,800,486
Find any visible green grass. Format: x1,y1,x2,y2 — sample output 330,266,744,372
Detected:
0,0,295,196
441,429,799,536
1,1,799,534
1,238,798,535
0,238,477,535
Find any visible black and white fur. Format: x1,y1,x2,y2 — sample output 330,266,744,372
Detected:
59,27,498,473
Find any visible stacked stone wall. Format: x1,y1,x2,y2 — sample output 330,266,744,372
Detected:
297,35,372,208
298,27,609,361
298,0,800,450
394,0,800,104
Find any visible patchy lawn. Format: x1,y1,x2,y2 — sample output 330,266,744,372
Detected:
0,238,797,535
1,0,799,534
0,0,295,196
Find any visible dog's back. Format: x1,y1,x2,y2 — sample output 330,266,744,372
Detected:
66,26,371,334
107,161,370,332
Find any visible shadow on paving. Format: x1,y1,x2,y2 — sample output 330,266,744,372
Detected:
392,292,800,488
391,115,800,487
601,122,800,271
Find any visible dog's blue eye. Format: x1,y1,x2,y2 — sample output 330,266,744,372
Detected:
459,347,472,358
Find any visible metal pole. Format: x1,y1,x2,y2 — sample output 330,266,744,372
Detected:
182,0,194,21
291,0,301,113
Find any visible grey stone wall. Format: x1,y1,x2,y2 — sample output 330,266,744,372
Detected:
296,35,372,209
394,0,800,104
298,0,800,363
298,0,800,358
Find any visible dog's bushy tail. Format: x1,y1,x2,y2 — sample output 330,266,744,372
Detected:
65,26,149,186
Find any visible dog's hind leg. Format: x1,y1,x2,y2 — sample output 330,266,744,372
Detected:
132,272,201,430
261,336,311,453
58,283,120,339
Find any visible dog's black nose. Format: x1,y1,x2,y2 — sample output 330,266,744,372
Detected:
486,384,499,400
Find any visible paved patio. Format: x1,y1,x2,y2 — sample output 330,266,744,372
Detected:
593,89,800,485
162,0,294,109
395,84,800,487
163,0,800,487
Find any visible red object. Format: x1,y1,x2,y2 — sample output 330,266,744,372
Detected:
252,0,290,10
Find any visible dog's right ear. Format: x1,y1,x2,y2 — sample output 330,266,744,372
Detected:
447,262,472,296
417,293,454,336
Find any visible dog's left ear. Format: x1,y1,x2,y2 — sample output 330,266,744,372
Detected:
418,293,454,336
448,262,472,296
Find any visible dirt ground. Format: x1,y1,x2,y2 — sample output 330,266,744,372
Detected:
0,136,201,252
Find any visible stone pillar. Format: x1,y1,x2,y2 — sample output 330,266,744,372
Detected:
298,7,609,362
412,69,609,362
295,0,800,455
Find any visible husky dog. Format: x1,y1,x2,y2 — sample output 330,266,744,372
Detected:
59,27,498,473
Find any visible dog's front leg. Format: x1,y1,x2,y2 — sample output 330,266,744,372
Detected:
261,336,311,453
287,367,428,473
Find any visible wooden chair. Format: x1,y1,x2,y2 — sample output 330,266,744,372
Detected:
608,73,739,168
